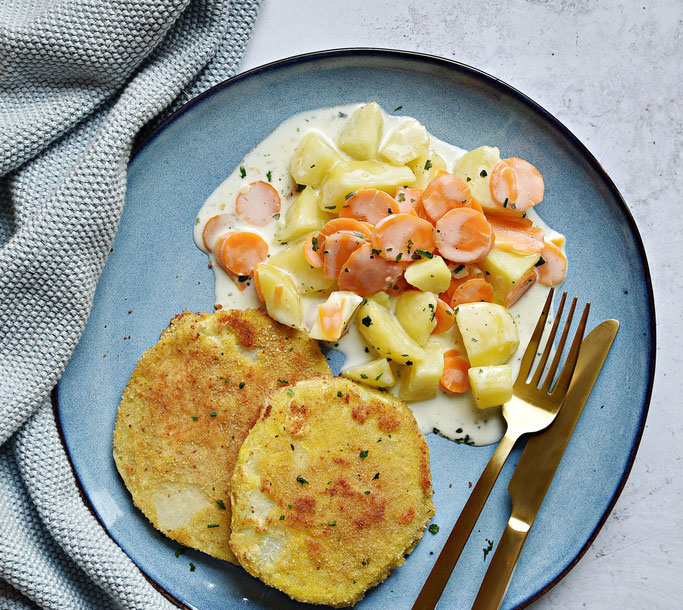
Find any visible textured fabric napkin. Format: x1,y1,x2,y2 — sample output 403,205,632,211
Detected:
0,1,260,607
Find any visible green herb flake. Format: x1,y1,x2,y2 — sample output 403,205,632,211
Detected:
480,169,488,178
364,491,371,495
337,391,344,398
210,410,217,418
328,520,337,526
207,524,220,529
277,379,288,384
414,249,433,259
175,547,186,558
345,191,357,200
424,159,433,171
373,472,380,480
216,500,226,510
266,170,272,182
279,515,285,520
371,248,382,256
287,389,295,397
483,538,494,560
189,562,196,572
375,373,383,381
397,192,406,202
393,105,403,111
239,382,246,389
395,252,403,262
272,213,280,220
311,236,319,252
194,217,200,225
360,373,369,379
191,416,198,421
428,523,440,535
361,315,373,327
296,475,309,485
453,264,465,275
359,450,369,460
239,166,246,178
535,256,546,266
290,443,295,451
338,111,348,118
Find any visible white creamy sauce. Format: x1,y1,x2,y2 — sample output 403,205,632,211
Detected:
194,103,562,446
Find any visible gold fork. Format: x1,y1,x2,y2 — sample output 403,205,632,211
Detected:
412,289,589,610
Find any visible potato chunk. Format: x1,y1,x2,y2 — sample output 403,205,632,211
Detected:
342,358,395,389
468,365,513,408
478,247,540,307
404,255,451,294
357,300,424,364
254,264,302,329
381,119,430,165
319,161,415,213
308,291,363,341
395,291,437,345
275,187,334,244
267,240,335,295
406,151,447,189
399,341,444,401
290,132,343,187
455,302,519,366
452,146,501,213
338,103,383,160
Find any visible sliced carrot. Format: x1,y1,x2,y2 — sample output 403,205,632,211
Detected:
371,213,435,262
235,181,281,226
338,243,403,296
202,213,238,252
322,231,368,280
486,215,545,255
340,189,397,224
449,278,494,307
421,174,472,223
489,157,544,211
395,187,424,214
535,241,567,286
440,352,471,394
215,231,268,277
505,268,536,307
303,233,324,268
318,217,372,248
440,263,482,301
432,298,455,334
318,299,345,341
435,207,493,263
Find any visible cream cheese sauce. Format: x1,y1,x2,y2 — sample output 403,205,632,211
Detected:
194,103,561,446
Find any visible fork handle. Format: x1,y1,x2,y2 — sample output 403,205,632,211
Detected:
412,430,519,610
471,518,529,610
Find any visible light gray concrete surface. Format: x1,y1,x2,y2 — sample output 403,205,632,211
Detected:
239,1,682,607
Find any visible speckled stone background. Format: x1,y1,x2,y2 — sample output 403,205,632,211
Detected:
239,1,681,607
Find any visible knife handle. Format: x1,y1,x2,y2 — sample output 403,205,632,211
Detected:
471,516,529,610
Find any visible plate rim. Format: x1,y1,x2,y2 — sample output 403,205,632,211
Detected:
58,47,657,609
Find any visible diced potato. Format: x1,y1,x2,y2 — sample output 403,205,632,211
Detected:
452,146,501,212
381,119,430,165
468,365,513,408
338,103,383,160
267,240,335,295
254,264,302,329
357,300,425,364
342,358,395,389
319,161,415,213
308,291,363,341
368,291,391,309
399,341,444,401
395,291,437,345
478,247,541,307
275,187,334,244
455,302,519,366
290,132,343,187
406,151,447,189
404,255,451,294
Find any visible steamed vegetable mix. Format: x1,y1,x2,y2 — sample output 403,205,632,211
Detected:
202,103,568,408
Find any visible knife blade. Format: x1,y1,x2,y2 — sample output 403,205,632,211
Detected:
471,319,619,610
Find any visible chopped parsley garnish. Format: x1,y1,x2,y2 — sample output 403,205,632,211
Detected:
287,389,295,397
424,159,433,171
395,252,403,262
239,166,246,178
414,249,433,259
272,213,280,220
453,264,465,275
338,111,348,118
397,192,406,202
279,515,285,520
428,524,440,534
266,170,272,182
207,524,220,528
393,105,403,111
189,562,196,572
372,472,380,480
311,236,319,252
359,450,369,460
535,256,546,266
175,547,186,558
375,373,383,381
277,379,288,384
191,416,198,421
483,538,494,560
503,197,509,208
296,475,309,485
352,231,366,239
239,381,245,389
237,275,249,282
360,373,369,379
337,391,344,397
361,315,373,327
364,491,371,495
328,520,337,526
194,217,200,225
345,191,357,200
371,248,382,256
216,500,226,510
210,410,217,418
480,169,488,177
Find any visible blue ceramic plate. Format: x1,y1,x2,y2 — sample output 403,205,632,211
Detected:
57,49,655,609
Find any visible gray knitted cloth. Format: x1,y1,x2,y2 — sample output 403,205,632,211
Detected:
0,1,261,607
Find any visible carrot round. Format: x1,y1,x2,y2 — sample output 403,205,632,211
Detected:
215,231,268,277
201,213,237,252
235,181,281,226
432,298,455,334
435,207,493,263
322,231,368,280
449,278,494,307
421,174,472,223
395,187,424,214
338,243,403,296
440,264,482,302
318,217,372,247
303,233,324,268
440,350,471,394
371,213,435,262
486,215,545,255
340,189,397,224
489,157,544,211
536,241,567,286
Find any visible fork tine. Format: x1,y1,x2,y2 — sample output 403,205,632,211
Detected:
540,296,577,393
516,287,554,385
549,301,590,396
530,291,567,387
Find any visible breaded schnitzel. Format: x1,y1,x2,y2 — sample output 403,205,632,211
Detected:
113,309,330,563
229,377,434,606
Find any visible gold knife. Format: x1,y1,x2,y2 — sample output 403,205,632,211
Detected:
471,319,619,610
